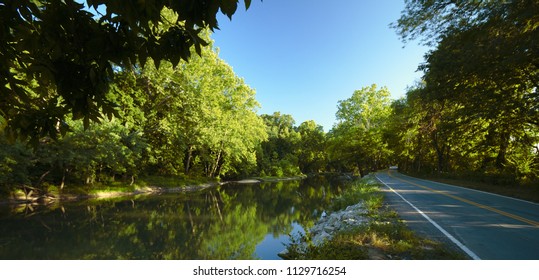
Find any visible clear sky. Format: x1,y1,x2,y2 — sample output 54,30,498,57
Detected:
212,0,430,131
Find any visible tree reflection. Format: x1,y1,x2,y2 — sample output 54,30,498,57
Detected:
0,176,348,259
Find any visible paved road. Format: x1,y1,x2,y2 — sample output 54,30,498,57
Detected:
375,170,539,260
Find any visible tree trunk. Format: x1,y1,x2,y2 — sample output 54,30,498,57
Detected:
431,132,448,173
60,169,66,190
210,149,223,178
496,132,510,170
186,202,196,234
184,145,193,174
37,170,51,188
209,191,224,222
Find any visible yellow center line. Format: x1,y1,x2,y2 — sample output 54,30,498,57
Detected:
387,171,539,227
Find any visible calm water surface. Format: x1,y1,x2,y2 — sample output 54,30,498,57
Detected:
0,176,349,259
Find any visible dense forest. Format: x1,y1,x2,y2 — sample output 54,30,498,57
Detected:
1,0,538,197
389,0,539,185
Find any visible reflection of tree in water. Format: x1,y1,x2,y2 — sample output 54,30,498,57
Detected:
0,176,348,259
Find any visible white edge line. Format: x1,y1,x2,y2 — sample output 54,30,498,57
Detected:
375,173,481,260
398,172,539,206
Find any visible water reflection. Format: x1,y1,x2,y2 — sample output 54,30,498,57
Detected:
0,176,348,259
254,222,305,260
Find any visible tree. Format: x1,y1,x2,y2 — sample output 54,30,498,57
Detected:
257,112,302,177
330,84,392,176
1,0,254,140
393,0,525,45
116,30,267,179
390,0,539,183
0,15,269,194
0,135,32,193
296,120,327,174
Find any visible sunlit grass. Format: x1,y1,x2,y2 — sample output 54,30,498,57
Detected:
329,179,383,213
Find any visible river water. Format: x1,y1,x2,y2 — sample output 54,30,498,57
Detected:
0,176,350,259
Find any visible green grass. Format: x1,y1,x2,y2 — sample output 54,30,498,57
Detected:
285,175,465,260
329,179,384,213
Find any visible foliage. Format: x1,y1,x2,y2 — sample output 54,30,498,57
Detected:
329,179,382,213
392,0,526,45
296,120,327,174
328,84,393,176
0,21,268,193
257,112,299,176
3,0,538,199
0,136,32,194
388,0,539,184
285,231,369,260
1,0,254,141
131,32,267,179
257,112,328,176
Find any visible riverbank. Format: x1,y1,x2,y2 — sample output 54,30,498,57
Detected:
282,174,465,260
0,174,307,205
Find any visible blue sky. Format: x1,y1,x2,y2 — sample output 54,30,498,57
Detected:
212,0,430,131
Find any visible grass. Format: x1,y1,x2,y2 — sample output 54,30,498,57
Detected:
285,175,465,260
329,179,384,213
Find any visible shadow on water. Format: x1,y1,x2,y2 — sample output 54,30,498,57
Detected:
0,175,351,259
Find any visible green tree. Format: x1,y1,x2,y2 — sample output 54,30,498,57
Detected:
0,21,268,194
392,0,530,45
389,82,539,183
257,112,302,177
1,0,254,140
114,29,267,179
296,120,327,174
330,84,392,176
0,136,32,194
390,0,539,184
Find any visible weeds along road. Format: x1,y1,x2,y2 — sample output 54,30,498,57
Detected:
375,170,539,260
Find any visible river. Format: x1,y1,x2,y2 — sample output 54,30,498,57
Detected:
0,176,350,259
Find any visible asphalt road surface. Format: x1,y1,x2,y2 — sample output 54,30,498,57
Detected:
375,170,539,260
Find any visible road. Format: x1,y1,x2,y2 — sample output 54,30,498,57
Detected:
375,170,539,260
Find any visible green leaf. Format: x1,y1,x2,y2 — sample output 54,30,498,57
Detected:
170,53,181,68
221,0,238,19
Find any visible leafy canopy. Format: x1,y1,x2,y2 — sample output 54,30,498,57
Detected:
0,0,253,141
